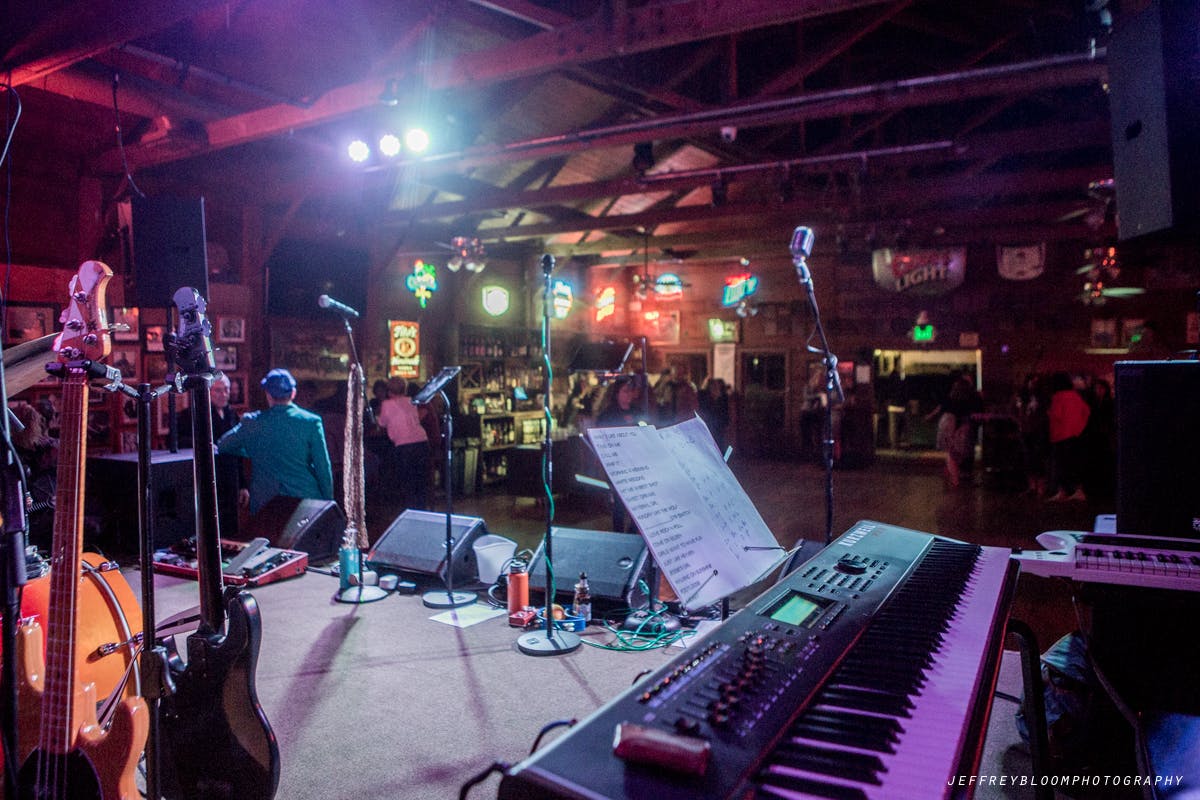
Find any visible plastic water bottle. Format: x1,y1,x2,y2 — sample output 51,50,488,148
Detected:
573,572,592,624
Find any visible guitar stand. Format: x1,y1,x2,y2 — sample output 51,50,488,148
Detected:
98,369,178,800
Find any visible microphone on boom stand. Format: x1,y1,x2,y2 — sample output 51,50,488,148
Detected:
786,226,842,563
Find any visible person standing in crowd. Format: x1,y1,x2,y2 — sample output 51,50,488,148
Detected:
1015,373,1050,496
698,377,731,452
1081,376,1116,500
928,372,983,487
594,375,647,532
377,377,431,510
1045,371,1090,502
10,401,58,548
180,372,246,536
217,368,334,514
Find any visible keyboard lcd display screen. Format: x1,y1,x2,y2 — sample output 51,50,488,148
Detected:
764,591,827,627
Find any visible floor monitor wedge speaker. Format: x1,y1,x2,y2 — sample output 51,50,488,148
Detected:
129,195,210,307
244,497,345,562
1108,0,1200,241
529,528,650,610
1115,360,1200,538
366,509,487,586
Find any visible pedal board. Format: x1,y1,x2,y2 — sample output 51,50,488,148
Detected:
153,538,308,587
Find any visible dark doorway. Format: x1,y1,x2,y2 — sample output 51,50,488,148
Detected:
738,352,788,458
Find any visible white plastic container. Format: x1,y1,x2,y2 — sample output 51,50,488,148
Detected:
473,534,517,584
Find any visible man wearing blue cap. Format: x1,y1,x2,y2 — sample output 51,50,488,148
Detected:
217,368,334,513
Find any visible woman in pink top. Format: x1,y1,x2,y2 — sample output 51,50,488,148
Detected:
1045,371,1091,502
377,377,431,509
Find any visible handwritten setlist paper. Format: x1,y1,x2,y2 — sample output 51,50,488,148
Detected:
587,417,785,608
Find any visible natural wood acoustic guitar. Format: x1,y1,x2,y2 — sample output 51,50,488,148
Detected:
12,260,147,799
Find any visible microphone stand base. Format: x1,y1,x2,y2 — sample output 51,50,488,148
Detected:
335,585,389,604
517,628,581,657
421,589,477,609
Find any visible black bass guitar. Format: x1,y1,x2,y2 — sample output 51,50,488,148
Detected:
158,287,279,800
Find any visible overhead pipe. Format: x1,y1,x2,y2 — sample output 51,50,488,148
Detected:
402,48,1106,168
119,44,315,108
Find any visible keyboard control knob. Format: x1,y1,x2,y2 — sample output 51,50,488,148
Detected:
834,554,867,575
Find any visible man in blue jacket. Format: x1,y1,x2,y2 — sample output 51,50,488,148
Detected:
218,368,334,513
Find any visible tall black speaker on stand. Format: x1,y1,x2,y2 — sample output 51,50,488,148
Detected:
518,255,581,656
128,196,210,308
1108,0,1200,242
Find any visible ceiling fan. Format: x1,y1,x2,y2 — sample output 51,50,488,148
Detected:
1076,244,1145,305
1056,178,1116,232
632,230,691,300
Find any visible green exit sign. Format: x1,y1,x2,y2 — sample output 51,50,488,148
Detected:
911,323,936,342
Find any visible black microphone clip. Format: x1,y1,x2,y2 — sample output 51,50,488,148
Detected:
540,254,555,276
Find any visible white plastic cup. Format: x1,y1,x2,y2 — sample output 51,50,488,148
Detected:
473,534,517,584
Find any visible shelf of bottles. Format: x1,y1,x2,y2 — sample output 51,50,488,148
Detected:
481,417,517,450
480,451,509,484
459,328,543,362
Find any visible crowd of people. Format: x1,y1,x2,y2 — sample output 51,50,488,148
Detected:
1012,370,1115,503
926,368,1117,501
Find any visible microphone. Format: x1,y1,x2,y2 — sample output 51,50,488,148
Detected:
540,254,555,275
318,294,360,318
790,226,815,286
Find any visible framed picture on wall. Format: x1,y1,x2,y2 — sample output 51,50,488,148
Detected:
213,345,238,371
119,429,138,454
5,304,57,344
110,307,140,342
217,317,245,343
119,396,138,425
110,348,138,382
144,325,166,353
227,374,246,406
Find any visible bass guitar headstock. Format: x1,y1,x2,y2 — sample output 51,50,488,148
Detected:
53,260,113,364
171,286,217,375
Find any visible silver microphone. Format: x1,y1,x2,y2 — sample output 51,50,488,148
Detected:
790,226,815,286
790,226,815,261
317,294,360,318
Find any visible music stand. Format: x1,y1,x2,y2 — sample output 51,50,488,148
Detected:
414,367,475,609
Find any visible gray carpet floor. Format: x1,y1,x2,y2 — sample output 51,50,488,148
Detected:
136,453,1133,799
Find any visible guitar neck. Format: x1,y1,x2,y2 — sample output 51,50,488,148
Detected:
43,370,90,753
189,380,226,633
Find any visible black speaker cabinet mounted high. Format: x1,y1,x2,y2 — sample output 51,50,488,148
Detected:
1108,0,1200,242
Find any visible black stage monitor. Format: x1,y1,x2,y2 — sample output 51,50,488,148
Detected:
1115,359,1200,538
568,340,633,373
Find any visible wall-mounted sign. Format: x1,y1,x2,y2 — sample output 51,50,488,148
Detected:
997,243,1045,280
552,279,573,319
707,318,738,343
644,309,680,345
722,273,759,307
872,248,965,295
653,272,684,300
481,285,510,316
388,319,420,378
405,260,438,308
595,286,616,322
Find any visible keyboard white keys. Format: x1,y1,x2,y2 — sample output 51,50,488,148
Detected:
756,544,1014,800
1013,532,1200,591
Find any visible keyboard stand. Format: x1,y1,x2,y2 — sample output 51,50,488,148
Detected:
1007,619,1053,800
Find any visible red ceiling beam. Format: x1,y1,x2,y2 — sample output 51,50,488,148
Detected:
3,0,228,86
